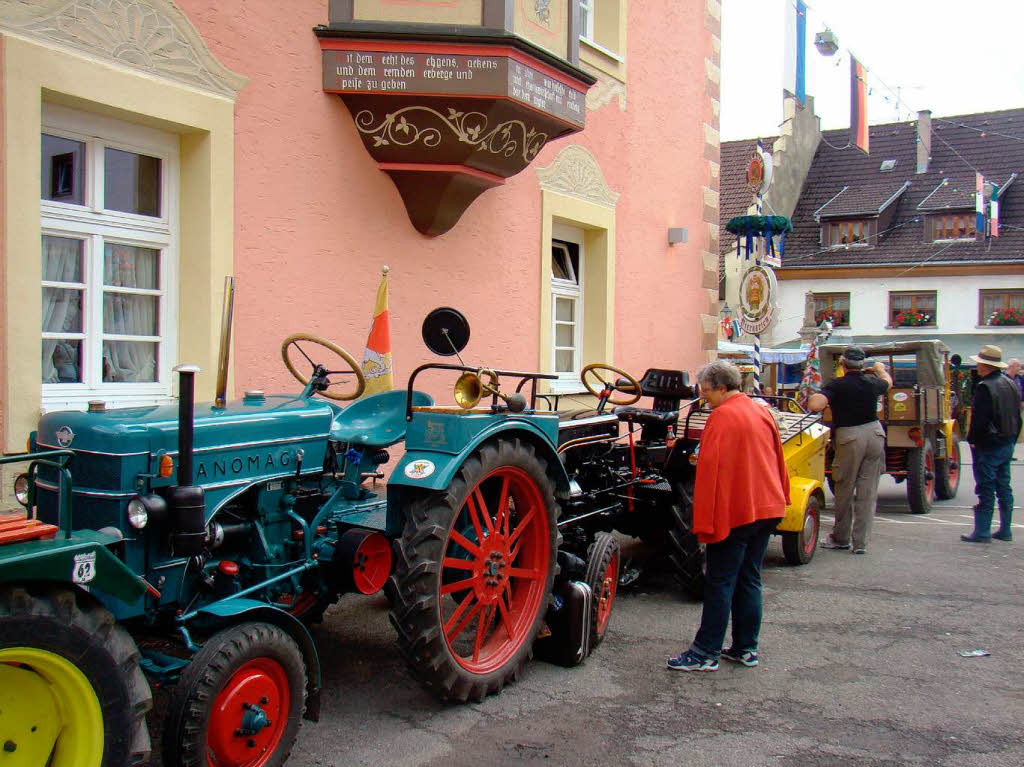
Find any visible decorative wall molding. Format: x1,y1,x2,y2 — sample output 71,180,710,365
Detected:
536,144,620,208
0,0,247,98
582,63,626,112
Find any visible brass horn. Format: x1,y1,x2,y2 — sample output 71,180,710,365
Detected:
453,369,526,412
454,370,485,409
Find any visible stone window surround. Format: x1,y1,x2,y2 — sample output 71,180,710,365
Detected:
0,31,238,451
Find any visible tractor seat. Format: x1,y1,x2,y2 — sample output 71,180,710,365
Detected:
612,406,679,427
0,511,58,545
330,389,434,447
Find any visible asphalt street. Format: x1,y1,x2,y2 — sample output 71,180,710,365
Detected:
152,443,1024,766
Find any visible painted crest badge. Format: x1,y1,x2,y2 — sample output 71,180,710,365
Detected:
738,265,778,335
404,460,436,480
55,426,75,447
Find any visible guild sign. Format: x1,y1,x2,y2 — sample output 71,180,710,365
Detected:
746,146,773,196
738,265,778,335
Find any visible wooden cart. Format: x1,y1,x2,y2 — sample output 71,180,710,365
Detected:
818,340,961,514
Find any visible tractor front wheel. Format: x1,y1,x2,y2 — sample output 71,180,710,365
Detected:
387,438,560,702
584,532,620,649
162,622,306,767
0,585,152,767
907,440,936,514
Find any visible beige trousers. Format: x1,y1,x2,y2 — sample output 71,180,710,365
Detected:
831,420,886,550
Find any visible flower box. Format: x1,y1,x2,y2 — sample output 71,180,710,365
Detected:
987,308,1024,326
894,310,933,327
814,309,847,326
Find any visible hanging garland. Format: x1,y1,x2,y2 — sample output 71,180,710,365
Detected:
725,215,793,259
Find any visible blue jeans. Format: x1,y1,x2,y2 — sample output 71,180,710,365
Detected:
691,518,778,660
972,441,1014,530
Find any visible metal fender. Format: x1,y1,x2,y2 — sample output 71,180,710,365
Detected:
390,420,569,494
940,419,957,457
777,476,823,534
0,529,150,605
195,599,322,722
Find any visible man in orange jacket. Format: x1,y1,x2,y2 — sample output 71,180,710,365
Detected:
668,360,790,672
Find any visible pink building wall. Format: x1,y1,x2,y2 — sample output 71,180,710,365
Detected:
172,0,716,399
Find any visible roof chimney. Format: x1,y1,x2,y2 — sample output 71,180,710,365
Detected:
916,110,932,174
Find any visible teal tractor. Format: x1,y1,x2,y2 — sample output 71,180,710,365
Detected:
0,298,581,767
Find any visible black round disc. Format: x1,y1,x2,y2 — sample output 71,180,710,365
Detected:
422,307,470,356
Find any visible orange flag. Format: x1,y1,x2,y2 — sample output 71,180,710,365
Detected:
361,266,393,396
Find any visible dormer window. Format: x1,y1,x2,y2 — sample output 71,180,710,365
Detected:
929,213,976,241
823,219,870,247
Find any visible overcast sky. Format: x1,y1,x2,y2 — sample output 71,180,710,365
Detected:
721,0,1024,141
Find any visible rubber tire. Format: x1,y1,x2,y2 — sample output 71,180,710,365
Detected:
0,585,152,766
934,428,962,501
665,484,706,601
387,438,560,703
906,441,935,515
782,494,821,565
583,532,620,650
162,622,307,767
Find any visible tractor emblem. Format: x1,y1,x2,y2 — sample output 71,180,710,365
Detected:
56,426,74,447
404,459,436,479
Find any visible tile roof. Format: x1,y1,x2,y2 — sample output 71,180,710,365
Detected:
726,108,1024,268
916,175,981,211
815,181,909,218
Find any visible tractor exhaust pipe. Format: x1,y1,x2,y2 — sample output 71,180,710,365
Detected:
169,363,206,555
214,276,235,409
174,365,199,484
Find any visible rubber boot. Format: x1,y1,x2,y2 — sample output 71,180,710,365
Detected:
994,507,1013,541
961,507,993,542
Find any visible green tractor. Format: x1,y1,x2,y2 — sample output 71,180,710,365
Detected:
0,294,580,767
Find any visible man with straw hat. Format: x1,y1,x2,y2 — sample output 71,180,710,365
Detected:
962,345,1021,542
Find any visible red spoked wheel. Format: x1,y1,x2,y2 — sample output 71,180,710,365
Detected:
907,440,935,514
206,659,290,767
163,623,306,767
440,465,551,674
388,438,559,702
584,533,620,649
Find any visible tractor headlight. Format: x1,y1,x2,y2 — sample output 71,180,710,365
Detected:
13,474,30,507
127,497,149,529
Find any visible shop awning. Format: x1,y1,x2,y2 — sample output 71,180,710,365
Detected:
718,341,809,364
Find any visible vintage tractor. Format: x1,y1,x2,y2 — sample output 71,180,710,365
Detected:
0,293,597,767
818,340,961,514
540,365,827,603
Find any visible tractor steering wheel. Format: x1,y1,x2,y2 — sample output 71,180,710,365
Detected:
282,333,366,401
581,363,642,406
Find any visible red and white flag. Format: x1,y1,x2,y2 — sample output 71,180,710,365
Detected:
361,266,393,396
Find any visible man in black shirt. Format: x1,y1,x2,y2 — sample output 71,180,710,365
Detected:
808,346,892,554
962,345,1021,542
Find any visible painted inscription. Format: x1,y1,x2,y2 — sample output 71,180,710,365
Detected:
195,449,293,481
323,49,585,127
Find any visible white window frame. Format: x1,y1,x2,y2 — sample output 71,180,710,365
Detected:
550,225,585,393
579,0,595,42
40,103,179,412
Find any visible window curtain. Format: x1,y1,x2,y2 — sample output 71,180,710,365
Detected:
103,245,158,382
41,236,82,383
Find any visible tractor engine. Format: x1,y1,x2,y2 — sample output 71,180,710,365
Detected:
27,368,389,624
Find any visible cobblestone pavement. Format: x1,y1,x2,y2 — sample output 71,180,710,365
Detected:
152,443,1024,766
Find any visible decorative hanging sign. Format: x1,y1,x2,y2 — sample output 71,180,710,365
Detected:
738,264,778,335
745,146,774,196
